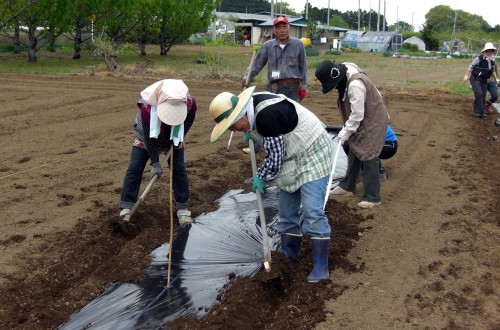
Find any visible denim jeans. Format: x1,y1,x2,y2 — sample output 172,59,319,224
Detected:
487,80,499,104
339,149,381,203
119,146,189,210
277,175,331,238
470,75,487,116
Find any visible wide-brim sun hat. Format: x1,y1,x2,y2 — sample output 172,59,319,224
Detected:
209,86,256,143
481,42,497,53
140,79,188,125
315,60,347,94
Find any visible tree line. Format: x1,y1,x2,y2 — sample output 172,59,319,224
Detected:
0,0,219,62
1,0,498,62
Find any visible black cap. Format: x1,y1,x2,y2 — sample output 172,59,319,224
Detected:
315,60,347,94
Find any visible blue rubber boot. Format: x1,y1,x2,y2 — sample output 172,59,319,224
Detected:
307,238,330,282
281,233,302,264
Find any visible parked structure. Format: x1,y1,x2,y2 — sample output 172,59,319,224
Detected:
213,12,307,45
403,36,426,51
342,30,403,52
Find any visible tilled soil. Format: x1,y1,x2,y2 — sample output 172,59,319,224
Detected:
0,73,498,330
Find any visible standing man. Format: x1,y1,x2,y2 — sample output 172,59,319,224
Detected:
315,60,389,209
208,87,333,282
119,79,197,227
242,16,307,103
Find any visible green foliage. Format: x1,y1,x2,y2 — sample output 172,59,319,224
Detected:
401,31,422,39
305,20,320,40
305,47,319,57
421,22,440,51
382,51,392,57
402,43,419,52
425,5,492,33
329,16,349,29
387,21,414,33
218,0,271,13
325,49,341,55
342,45,361,53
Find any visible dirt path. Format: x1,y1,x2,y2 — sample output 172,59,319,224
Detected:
0,73,498,329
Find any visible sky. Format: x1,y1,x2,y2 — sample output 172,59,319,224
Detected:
281,0,499,30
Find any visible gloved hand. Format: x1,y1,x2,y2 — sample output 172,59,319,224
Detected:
463,75,469,82
241,78,248,88
243,132,250,144
252,175,265,194
299,90,307,101
497,79,500,87
151,162,162,178
337,128,350,145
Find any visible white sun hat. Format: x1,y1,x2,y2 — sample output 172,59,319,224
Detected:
140,79,188,125
481,42,497,53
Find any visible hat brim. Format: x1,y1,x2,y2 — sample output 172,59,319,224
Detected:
210,86,256,143
157,101,187,126
322,82,336,94
482,47,497,52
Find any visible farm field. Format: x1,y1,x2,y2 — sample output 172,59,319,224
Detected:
0,46,498,329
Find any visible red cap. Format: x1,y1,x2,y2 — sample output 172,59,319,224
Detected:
273,16,289,26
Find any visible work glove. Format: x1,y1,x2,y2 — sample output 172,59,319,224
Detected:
337,128,350,145
241,78,248,88
151,162,162,178
497,79,500,87
299,90,307,101
252,175,265,194
243,132,250,144
463,75,469,82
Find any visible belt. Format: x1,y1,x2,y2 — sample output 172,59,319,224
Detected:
273,78,301,84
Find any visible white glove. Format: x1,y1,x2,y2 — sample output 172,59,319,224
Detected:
463,75,469,82
337,128,350,145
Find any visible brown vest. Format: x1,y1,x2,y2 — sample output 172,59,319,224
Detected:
338,73,388,161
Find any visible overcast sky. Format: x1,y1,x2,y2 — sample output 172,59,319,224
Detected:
281,0,499,30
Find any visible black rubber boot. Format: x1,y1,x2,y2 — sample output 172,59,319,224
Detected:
307,238,330,282
281,233,302,264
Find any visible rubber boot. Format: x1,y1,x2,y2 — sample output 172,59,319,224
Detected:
485,100,493,114
281,233,302,264
307,238,330,283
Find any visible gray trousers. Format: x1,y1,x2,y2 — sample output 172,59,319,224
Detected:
267,81,300,102
470,75,487,116
339,149,381,203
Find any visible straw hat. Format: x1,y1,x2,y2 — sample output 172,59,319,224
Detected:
481,42,497,53
315,60,347,94
208,86,256,143
140,79,188,125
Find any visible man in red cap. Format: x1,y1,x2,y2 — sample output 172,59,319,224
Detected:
242,16,307,103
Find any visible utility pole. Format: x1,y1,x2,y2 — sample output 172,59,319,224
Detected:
271,0,274,17
377,0,381,32
368,0,371,31
305,0,309,20
358,0,361,30
396,6,399,32
327,0,330,26
383,0,386,31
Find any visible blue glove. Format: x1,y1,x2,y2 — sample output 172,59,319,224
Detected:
243,132,250,144
252,175,265,194
151,162,162,178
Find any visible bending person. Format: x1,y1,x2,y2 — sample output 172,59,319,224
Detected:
208,87,332,282
119,79,197,227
